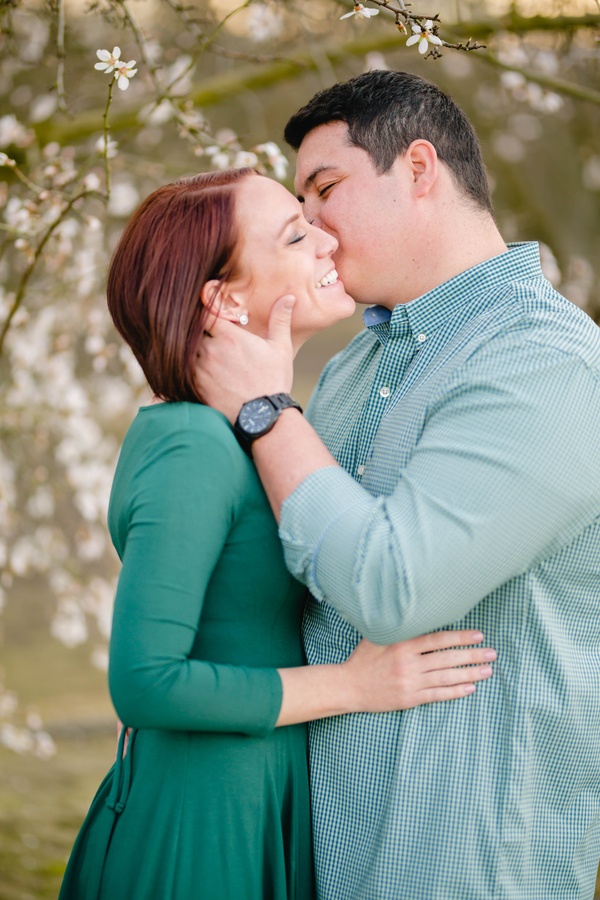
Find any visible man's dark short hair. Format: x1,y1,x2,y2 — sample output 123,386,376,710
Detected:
284,69,493,215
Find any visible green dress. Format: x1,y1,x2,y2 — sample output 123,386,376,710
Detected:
59,403,314,900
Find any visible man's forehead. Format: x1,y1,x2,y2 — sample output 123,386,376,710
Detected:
293,123,353,194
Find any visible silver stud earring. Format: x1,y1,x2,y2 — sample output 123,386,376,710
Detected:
237,313,249,326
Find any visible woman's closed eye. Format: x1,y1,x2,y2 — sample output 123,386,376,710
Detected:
288,232,307,245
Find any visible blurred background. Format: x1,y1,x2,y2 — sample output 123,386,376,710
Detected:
1,0,599,896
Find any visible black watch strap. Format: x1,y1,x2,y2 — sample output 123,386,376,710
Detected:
267,393,303,415
234,393,303,457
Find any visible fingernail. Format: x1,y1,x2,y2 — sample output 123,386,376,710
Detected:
479,665,493,677
471,632,484,641
464,684,476,694
483,649,497,661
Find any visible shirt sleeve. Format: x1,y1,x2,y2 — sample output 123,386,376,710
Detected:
280,339,600,643
108,413,282,736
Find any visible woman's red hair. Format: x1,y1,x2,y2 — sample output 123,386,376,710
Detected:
107,168,255,402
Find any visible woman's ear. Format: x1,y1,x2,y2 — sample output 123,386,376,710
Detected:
200,280,247,324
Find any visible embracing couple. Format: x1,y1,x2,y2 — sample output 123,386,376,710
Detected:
60,70,600,900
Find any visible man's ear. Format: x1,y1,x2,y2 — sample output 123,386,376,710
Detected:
200,280,247,324
405,139,438,198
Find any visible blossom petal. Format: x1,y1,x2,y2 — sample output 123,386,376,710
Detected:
112,46,121,59
429,34,443,45
96,49,110,61
116,74,130,90
340,10,356,17
418,36,428,53
406,34,420,46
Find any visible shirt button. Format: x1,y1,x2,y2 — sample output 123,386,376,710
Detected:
417,333,427,343
379,386,391,398
357,464,365,476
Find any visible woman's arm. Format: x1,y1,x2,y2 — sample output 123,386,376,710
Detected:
109,409,494,735
108,411,284,737
276,629,494,726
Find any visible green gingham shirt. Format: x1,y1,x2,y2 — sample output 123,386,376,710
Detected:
280,243,600,900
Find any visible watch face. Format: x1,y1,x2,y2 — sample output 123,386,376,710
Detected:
238,398,275,435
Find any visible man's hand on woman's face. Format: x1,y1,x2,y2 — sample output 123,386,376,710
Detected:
194,295,296,422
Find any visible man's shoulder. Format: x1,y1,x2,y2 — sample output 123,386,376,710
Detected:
485,278,600,366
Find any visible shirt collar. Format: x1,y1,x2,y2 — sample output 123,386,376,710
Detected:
363,242,543,346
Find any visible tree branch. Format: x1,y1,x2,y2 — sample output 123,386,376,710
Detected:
33,12,600,147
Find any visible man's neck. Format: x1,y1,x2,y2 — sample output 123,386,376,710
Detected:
375,214,509,310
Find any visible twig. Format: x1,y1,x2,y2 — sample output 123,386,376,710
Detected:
209,43,310,66
55,0,68,112
101,79,114,198
0,190,91,356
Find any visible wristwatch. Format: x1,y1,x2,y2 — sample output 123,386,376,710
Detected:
234,393,303,456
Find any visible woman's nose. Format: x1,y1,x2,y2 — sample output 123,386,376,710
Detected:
316,228,338,257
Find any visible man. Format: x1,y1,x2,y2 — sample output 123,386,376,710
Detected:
197,70,600,899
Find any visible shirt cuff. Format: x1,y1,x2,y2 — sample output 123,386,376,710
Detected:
279,466,374,605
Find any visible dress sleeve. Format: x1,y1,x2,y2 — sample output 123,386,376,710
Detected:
108,411,282,737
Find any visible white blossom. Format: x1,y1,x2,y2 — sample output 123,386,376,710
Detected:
340,3,379,19
27,487,55,519
234,150,259,168
0,691,18,717
209,150,232,170
254,142,289,180
114,60,138,91
34,731,56,759
160,56,193,96
501,73,564,114
91,647,109,671
492,132,526,163
539,243,562,286
82,172,102,192
143,99,177,126
95,135,118,158
246,3,285,42
19,17,50,64
1,723,35,754
94,47,122,75
30,94,58,123
365,52,389,71
10,537,39,577
0,114,31,148
51,598,88,647
406,19,443,54
84,576,115,638
108,181,140,217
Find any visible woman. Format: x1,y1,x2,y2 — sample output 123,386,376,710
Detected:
59,169,494,900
